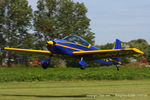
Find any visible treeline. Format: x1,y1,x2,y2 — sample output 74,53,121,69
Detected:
0,0,94,67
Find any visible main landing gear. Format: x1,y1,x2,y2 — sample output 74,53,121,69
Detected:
41,55,52,69
79,57,88,70
116,65,120,71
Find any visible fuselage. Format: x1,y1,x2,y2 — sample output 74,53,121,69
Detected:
47,39,99,55
46,35,99,55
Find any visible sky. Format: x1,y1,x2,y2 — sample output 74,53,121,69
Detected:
28,0,150,45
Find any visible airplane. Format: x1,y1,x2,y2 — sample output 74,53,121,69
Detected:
3,35,144,70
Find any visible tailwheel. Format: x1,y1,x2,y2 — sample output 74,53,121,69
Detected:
80,66,86,70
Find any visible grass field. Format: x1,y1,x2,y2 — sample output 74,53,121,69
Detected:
0,80,150,100
0,67,150,100
0,67,150,82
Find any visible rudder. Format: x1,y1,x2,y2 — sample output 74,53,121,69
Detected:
112,39,122,64
114,39,121,49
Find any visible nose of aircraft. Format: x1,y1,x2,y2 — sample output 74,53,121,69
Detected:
47,41,54,46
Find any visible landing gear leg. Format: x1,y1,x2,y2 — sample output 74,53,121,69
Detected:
116,65,120,71
79,57,88,70
41,55,52,69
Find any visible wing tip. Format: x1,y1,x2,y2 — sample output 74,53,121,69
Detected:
133,48,144,54
4,47,7,50
3,47,51,54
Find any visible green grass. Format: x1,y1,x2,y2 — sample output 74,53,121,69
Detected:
0,80,150,100
0,67,150,82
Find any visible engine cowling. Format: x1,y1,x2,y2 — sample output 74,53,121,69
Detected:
41,60,49,69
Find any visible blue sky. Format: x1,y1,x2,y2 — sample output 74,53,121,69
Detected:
28,0,150,45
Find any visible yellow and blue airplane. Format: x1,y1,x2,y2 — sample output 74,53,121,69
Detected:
4,35,144,70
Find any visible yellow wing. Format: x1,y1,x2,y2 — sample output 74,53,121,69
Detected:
4,47,51,55
73,48,144,60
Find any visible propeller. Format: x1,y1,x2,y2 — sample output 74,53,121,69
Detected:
41,41,56,69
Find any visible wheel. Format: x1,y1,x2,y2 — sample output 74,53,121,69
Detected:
41,60,49,69
80,66,86,70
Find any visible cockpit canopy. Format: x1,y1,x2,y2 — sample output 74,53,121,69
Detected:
63,35,89,46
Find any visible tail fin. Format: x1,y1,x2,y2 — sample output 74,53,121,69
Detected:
113,39,121,49
112,39,122,64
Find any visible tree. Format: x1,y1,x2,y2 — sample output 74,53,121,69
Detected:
34,0,58,50
147,45,150,63
34,0,95,50
56,1,95,44
96,43,114,50
34,0,95,67
0,34,5,66
0,0,6,66
128,39,149,60
1,0,32,66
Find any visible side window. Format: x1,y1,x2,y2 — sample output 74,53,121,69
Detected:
63,36,73,42
63,36,89,46
78,37,89,46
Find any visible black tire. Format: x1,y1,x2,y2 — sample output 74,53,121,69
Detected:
80,66,86,70
42,62,49,69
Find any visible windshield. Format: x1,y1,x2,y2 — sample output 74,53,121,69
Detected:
63,36,89,46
